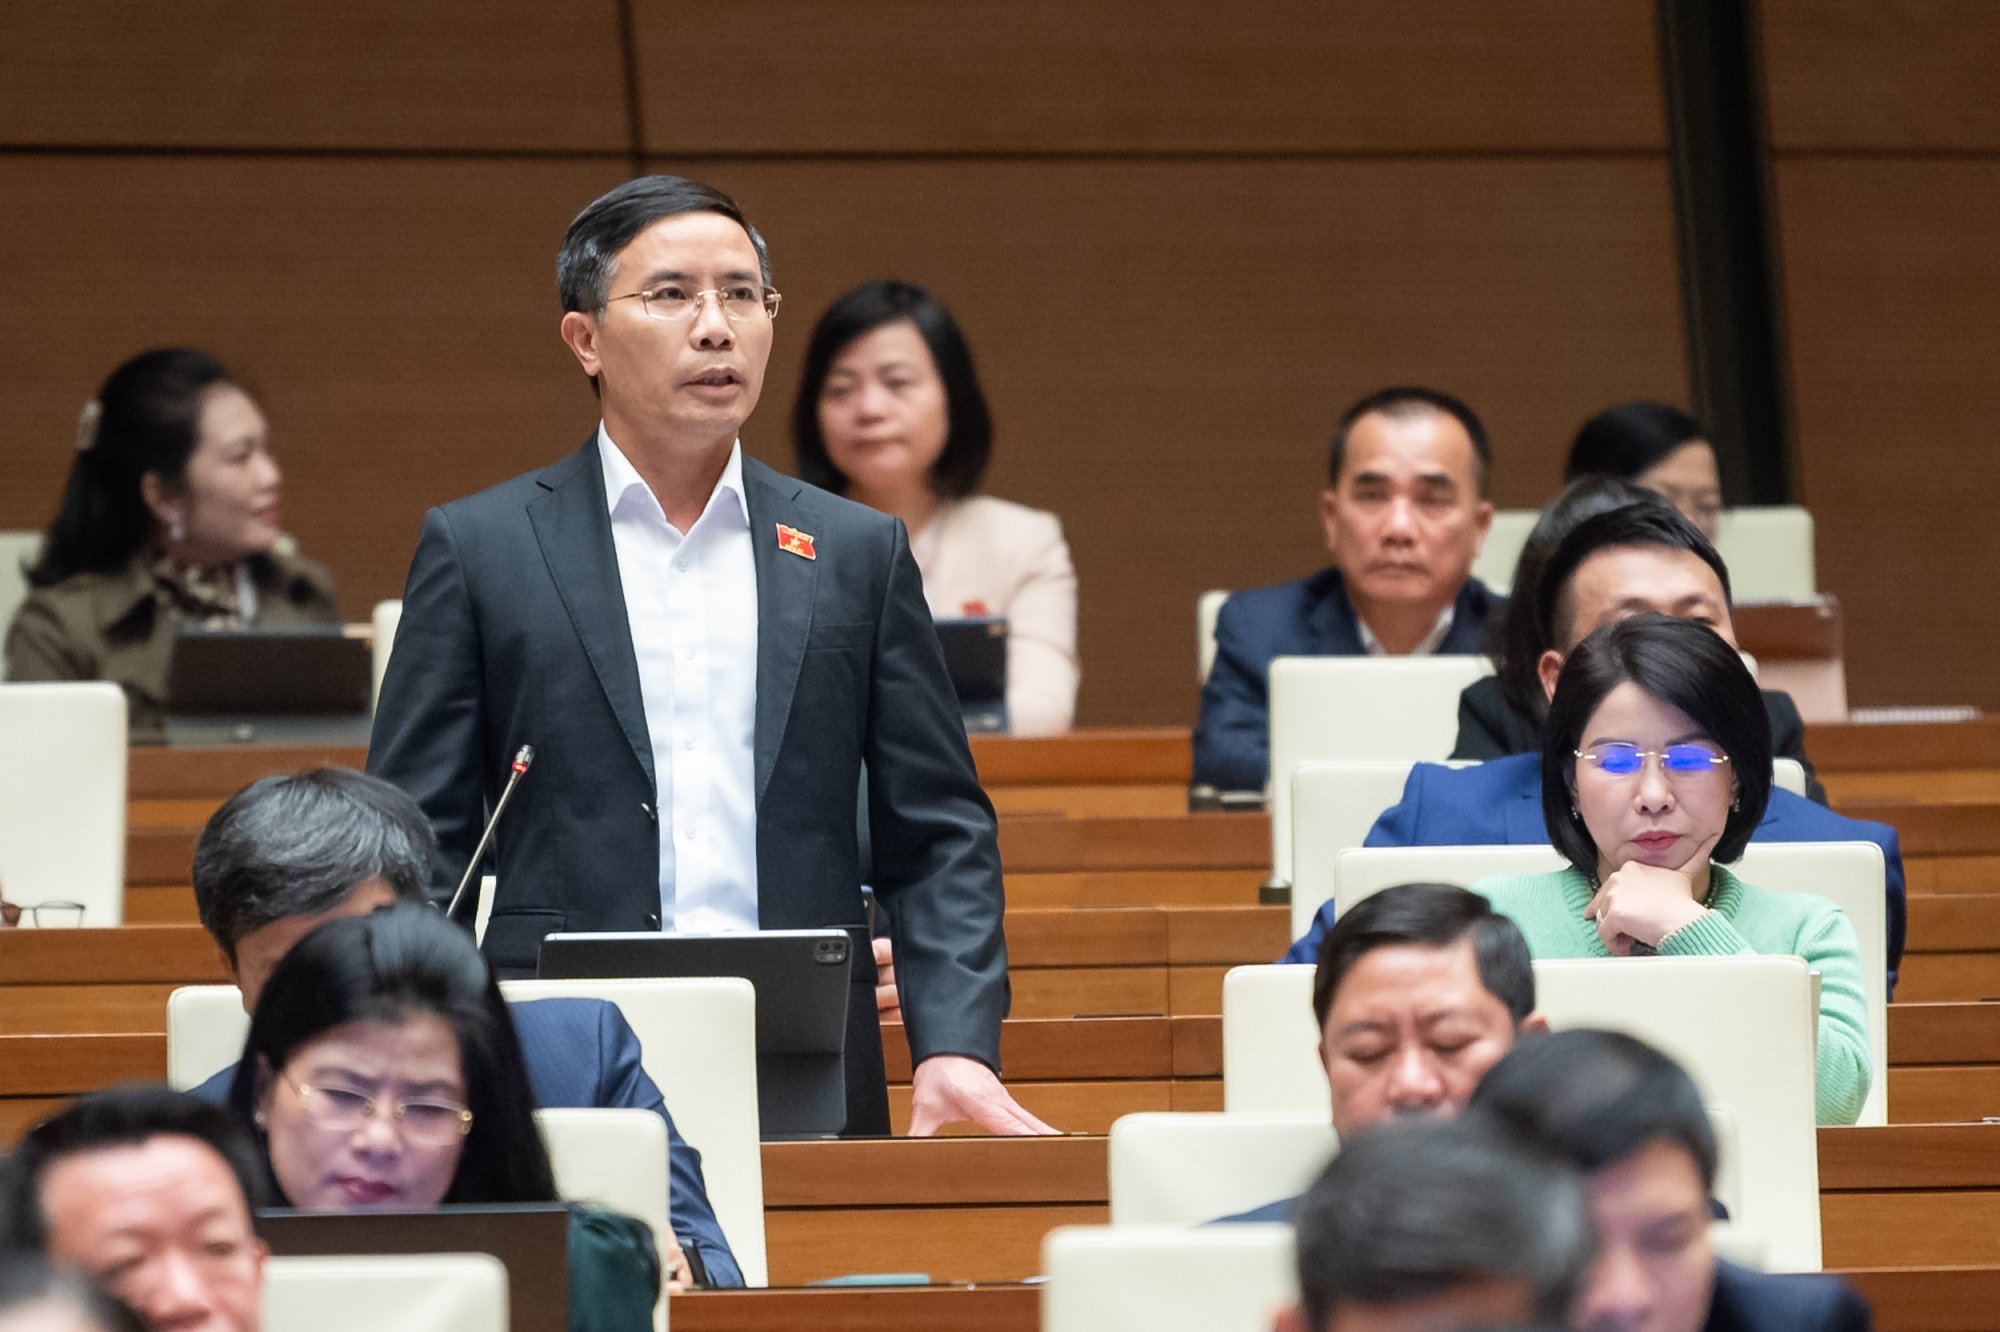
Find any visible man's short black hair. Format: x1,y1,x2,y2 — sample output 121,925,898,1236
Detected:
1312,883,1536,1029
1541,614,1772,876
556,174,773,315
1537,503,1733,654
1471,1028,1719,1192
791,280,994,502
191,767,437,962
3,1085,263,1253
1327,386,1492,497
1293,1116,1594,1330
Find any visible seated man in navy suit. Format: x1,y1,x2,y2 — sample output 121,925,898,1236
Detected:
1285,503,1906,992
1192,386,1501,793
1474,1029,1873,1332
1217,883,1545,1224
184,767,741,1288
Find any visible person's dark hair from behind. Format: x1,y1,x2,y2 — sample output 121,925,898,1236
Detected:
790,279,995,502
0,1254,146,1332
1541,614,1772,877
27,349,236,588
1290,1116,1594,1331
223,903,558,1205
1486,477,1666,727
2,1085,263,1253
1565,402,1706,485
1535,502,1734,656
192,767,437,963
1312,883,1536,1029
1327,386,1494,497
556,174,773,316
1469,1028,1717,1191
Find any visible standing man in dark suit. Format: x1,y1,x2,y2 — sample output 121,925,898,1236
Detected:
1192,386,1500,792
368,175,1049,1139
1474,1029,1874,1332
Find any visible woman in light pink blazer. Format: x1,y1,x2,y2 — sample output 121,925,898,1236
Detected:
792,281,1078,735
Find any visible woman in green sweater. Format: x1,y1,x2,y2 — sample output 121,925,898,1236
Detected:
1471,613,1870,1125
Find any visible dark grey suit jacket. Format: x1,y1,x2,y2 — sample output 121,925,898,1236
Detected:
367,443,1009,1130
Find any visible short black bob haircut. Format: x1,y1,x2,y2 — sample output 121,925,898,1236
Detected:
224,903,560,1207
1535,501,1734,655
557,174,773,315
3,1083,264,1252
1292,1115,1592,1329
1471,1027,1719,1192
1566,400,1711,485
193,767,438,962
28,348,240,588
1313,882,1535,1029
1326,385,1493,497
1542,613,1771,878
790,280,994,503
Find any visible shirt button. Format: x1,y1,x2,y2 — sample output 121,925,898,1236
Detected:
684,737,697,750
676,559,689,572
683,826,698,841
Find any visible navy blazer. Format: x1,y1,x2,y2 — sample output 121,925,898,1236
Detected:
1282,752,1906,994
367,443,1009,1135
1192,568,1502,791
192,996,742,1287
1706,1261,1872,1331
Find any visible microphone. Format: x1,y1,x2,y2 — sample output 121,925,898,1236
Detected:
445,745,534,921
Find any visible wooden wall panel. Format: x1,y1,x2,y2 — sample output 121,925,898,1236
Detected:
0,157,627,619
1775,159,2000,710
0,2,628,151
1763,2,2000,151
666,157,1686,723
634,0,1665,154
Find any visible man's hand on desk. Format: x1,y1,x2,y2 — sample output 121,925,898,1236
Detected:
872,936,901,1019
907,1054,1058,1137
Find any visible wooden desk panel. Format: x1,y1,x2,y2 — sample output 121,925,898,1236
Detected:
998,815,1268,873
1812,720,2000,774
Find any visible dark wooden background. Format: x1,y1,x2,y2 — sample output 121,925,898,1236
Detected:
2,2,1993,723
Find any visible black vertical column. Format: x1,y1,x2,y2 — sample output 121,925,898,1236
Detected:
1655,0,1794,504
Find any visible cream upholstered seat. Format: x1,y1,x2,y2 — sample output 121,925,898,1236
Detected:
261,1253,508,1332
1042,1223,1297,1332
370,597,403,709
1108,1111,1334,1226
0,681,126,925
538,1107,670,1330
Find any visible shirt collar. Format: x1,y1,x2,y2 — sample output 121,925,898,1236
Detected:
1358,601,1457,656
597,424,750,529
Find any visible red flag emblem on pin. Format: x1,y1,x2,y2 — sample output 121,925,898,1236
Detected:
776,524,816,560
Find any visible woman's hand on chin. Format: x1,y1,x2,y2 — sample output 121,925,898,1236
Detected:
1585,832,1720,953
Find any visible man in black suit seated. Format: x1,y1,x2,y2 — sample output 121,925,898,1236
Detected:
1274,1115,1594,1332
1193,386,1501,793
1472,1029,1873,1332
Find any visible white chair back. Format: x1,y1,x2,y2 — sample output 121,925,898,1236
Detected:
0,531,42,662
1042,1224,1297,1332
261,1253,508,1332
1220,955,1822,1271
0,681,126,925
1267,656,1492,883
1470,508,1539,591
168,976,767,1286
371,598,403,709
537,1107,669,1330
1714,506,1816,602
1108,1111,1335,1226
1196,589,1230,683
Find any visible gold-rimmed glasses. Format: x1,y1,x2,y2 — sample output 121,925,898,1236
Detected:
606,283,781,323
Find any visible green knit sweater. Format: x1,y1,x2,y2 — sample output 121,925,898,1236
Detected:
1471,864,1871,1126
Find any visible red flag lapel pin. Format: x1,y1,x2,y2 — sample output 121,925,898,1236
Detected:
776,523,817,560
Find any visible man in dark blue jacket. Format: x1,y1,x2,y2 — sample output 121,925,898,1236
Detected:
1193,386,1502,792
184,767,741,1288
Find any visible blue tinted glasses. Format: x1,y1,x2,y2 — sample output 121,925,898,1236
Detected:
1575,743,1730,776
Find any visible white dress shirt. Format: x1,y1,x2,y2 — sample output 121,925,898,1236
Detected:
598,426,760,932
1357,602,1457,656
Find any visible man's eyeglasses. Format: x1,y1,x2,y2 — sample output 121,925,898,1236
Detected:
607,284,782,324
0,897,85,927
1575,743,1730,777
284,1075,474,1147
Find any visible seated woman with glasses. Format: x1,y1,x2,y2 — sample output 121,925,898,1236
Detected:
1470,613,1869,1125
223,904,658,1330
791,280,1079,736
5,348,339,738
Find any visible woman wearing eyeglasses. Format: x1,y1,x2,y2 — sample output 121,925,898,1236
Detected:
1471,613,1869,1125
223,904,658,1330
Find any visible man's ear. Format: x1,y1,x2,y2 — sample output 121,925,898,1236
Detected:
1272,1304,1312,1332
1470,496,1495,550
215,941,242,990
1519,1011,1551,1036
1318,488,1341,556
1537,649,1566,703
559,310,604,378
